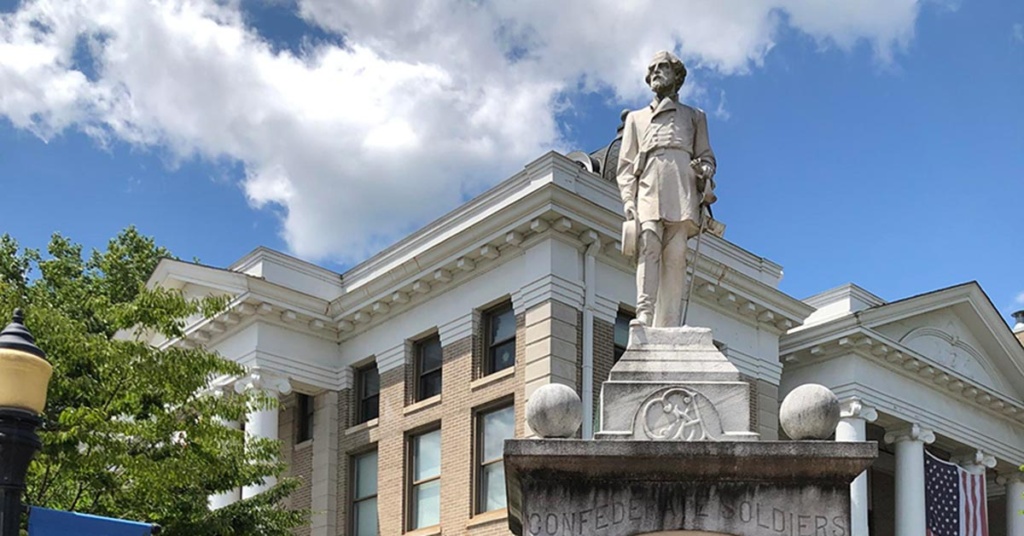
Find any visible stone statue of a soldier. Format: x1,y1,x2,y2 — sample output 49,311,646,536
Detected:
617,50,717,327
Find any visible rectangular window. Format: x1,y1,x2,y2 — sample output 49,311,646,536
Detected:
484,302,516,374
408,428,441,530
415,334,443,401
296,393,314,443
477,404,514,513
356,363,379,424
352,450,378,536
613,310,634,363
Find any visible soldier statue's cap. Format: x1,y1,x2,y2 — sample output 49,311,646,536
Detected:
645,50,687,86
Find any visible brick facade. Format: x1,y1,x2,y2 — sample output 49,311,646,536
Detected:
325,307,532,535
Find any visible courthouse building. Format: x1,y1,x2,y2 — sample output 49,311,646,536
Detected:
147,147,1024,536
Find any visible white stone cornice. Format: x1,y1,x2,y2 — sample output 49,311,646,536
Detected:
782,326,1024,425
884,424,936,445
234,369,293,396
840,397,878,422
951,450,997,473
438,312,474,346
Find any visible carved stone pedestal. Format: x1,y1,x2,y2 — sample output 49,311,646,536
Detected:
597,324,757,441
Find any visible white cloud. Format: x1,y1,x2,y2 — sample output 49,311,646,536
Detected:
1013,23,1024,44
0,0,928,264
1015,291,1024,305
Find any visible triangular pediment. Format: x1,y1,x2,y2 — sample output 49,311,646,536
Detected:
858,283,1024,401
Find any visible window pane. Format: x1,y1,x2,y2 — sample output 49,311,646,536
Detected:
614,312,632,349
489,306,515,343
361,367,380,398
361,394,379,422
489,340,515,372
420,336,443,372
482,406,514,461
481,462,506,511
413,429,441,481
354,451,378,500
412,480,441,529
419,370,442,400
354,498,378,536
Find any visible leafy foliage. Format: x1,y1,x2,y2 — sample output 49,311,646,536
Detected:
0,228,307,535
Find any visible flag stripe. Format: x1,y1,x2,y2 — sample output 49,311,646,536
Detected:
925,450,989,536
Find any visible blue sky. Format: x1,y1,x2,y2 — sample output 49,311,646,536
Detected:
0,0,1022,325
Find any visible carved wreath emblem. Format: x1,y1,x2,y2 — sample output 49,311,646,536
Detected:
639,387,711,441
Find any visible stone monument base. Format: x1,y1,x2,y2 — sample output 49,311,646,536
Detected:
505,439,876,536
598,324,757,441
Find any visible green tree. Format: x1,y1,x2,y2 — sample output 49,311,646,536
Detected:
0,228,307,535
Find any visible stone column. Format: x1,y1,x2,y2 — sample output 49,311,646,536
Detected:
997,472,1024,536
208,418,242,509
837,398,877,536
235,370,292,499
884,423,935,536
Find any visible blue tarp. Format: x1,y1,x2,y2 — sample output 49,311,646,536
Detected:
28,506,157,536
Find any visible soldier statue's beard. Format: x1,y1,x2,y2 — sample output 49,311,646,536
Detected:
649,76,676,100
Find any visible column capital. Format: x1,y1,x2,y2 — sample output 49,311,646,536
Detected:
884,423,935,445
951,449,997,474
839,397,878,422
996,471,1024,485
234,369,292,396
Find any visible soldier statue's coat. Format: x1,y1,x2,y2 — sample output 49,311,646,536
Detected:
616,97,716,231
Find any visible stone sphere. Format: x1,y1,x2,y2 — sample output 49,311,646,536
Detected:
526,384,583,438
779,383,840,440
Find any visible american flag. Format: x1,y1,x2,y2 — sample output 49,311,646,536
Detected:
925,450,989,536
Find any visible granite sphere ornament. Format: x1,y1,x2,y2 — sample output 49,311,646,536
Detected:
526,384,582,438
779,383,840,440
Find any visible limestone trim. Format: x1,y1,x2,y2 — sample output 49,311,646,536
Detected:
338,366,354,391
437,311,473,346
513,274,585,315
470,365,515,391
234,369,293,396
465,508,508,529
376,343,406,374
884,423,936,445
723,346,784,385
344,418,378,436
951,449,997,474
310,390,339,536
402,394,442,416
592,294,620,324
782,327,1024,425
996,472,1024,489
840,397,878,422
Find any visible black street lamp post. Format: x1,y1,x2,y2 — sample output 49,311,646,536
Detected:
0,310,52,536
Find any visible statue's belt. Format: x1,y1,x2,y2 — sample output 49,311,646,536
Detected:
630,144,693,177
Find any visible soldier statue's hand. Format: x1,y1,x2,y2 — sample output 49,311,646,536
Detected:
624,200,637,221
690,159,712,179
